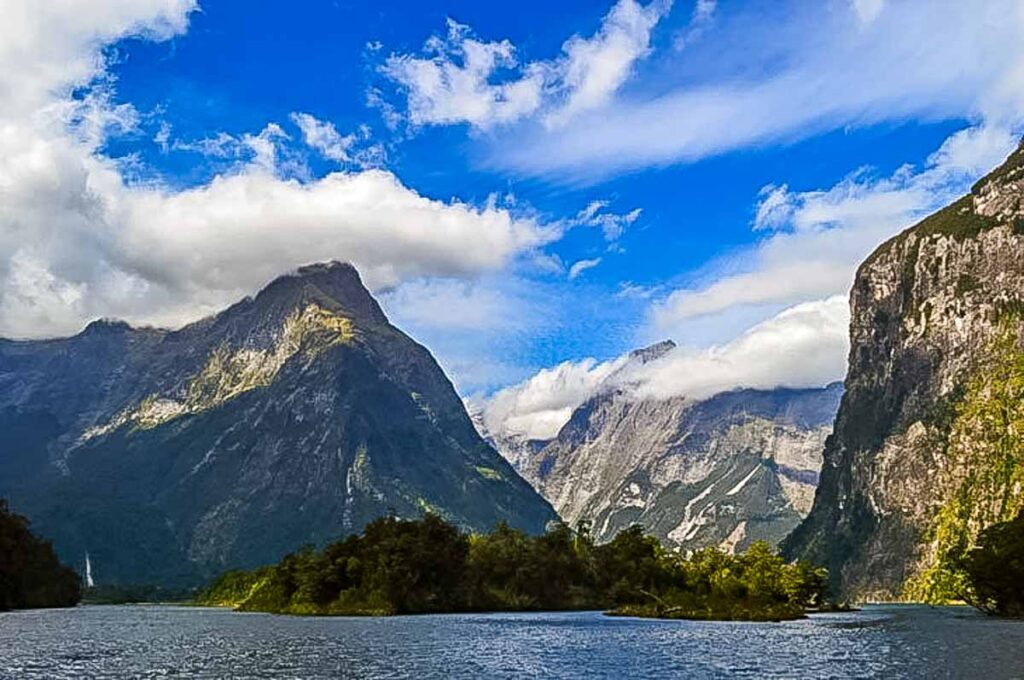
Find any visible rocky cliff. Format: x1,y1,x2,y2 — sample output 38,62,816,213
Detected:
0,262,556,586
784,140,1024,600
483,344,842,553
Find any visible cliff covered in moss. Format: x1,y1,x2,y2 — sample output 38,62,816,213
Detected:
784,139,1024,600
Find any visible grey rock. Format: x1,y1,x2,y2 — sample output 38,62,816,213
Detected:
783,139,1024,599
0,262,556,586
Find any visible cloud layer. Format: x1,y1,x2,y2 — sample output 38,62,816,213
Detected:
0,1,559,338
474,0,1024,179
479,295,849,441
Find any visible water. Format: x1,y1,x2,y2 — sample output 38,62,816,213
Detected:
1,605,1022,679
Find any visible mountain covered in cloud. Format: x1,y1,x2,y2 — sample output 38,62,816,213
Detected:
0,262,556,586
477,341,843,552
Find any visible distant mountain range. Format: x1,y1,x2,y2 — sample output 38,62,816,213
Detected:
9,135,1023,601
479,342,843,554
0,262,556,586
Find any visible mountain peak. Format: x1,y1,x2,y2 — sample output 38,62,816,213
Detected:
80,318,133,336
629,340,676,364
252,261,388,325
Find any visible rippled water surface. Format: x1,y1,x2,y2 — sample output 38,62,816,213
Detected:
1,605,1023,679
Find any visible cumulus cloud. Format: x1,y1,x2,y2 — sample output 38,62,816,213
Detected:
633,296,848,401
379,0,672,130
494,0,1024,179
0,0,561,339
380,19,546,129
480,295,848,440
480,356,628,440
481,122,1017,438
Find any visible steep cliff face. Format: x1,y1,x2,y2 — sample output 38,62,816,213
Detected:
490,366,842,553
0,262,556,585
784,140,1024,600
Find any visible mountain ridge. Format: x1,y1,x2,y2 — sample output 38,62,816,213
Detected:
0,261,557,586
783,138,1024,599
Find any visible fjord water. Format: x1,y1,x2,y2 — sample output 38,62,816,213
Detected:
1,606,1022,679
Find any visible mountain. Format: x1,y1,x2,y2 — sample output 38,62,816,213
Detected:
784,140,1024,600
482,343,843,553
0,262,556,586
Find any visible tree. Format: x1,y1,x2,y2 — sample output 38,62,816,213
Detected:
0,498,81,610
961,511,1024,617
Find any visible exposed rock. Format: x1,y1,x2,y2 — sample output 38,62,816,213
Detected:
483,345,842,553
783,139,1024,600
0,262,556,586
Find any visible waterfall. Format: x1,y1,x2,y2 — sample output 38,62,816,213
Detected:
85,552,94,588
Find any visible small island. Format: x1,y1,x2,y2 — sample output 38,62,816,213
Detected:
196,515,830,621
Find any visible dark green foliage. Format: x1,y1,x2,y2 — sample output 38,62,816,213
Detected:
961,512,1024,617
0,498,81,611
196,515,829,621
995,298,1024,321
912,196,998,241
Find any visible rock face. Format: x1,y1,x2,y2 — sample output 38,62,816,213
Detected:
0,262,556,586
784,140,1024,600
485,344,842,553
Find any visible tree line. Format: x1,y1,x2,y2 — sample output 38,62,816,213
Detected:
197,515,831,621
0,498,81,611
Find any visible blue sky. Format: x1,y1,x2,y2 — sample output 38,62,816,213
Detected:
2,0,1023,437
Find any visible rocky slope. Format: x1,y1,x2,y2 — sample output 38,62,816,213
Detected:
483,344,842,553
0,262,556,586
783,139,1024,600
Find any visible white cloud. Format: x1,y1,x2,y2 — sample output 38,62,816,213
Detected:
568,258,602,280
480,295,848,440
380,19,546,129
673,0,716,50
649,123,1020,337
480,355,628,440
633,296,849,402
290,112,357,162
495,0,1024,179
379,0,672,130
480,121,1020,440
290,113,385,169
570,200,642,240
547,0,673,126
0,1,561,339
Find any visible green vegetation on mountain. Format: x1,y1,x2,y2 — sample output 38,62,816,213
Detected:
196,515,828,621
0,498,81,611
0,262,556,586
906,325,1024,602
